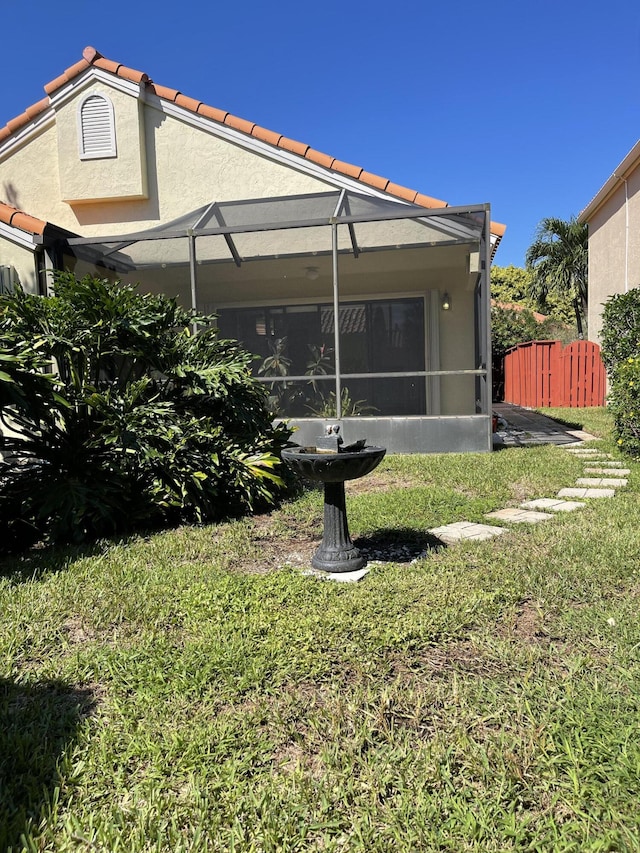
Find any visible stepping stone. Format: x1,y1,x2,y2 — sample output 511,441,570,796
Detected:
576,477,628,487
521,498,585,512
586,461,627,468
584,467,631,476
485,508,553,523
566,448,604,454
558,487,615,498
428,521,506,544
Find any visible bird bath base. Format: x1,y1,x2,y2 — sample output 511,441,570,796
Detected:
281,443,386,573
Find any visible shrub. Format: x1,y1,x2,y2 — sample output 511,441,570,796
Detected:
0,274,292,551
600,288,640,372
600,289,640,456
608,357,640,456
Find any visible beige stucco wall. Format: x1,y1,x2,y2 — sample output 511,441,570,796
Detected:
0,124,61,226
0,236,38,294
587,166,640,343
56,84,148,203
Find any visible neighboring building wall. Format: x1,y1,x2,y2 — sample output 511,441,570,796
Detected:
584,158,640,344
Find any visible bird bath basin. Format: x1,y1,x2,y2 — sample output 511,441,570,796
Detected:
281,430,386,573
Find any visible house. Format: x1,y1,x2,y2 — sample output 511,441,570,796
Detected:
579,139,640,344
0,47,505,453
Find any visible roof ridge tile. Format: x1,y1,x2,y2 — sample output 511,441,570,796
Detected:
148,83,180,102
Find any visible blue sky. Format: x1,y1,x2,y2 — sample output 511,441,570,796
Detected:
2,0,639,266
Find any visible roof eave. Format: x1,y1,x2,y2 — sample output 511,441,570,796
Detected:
579,139,640,223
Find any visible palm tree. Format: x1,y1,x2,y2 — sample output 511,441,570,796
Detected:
525,217,588,338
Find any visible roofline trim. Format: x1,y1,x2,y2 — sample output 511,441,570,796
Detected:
146,91,438,209
0,110,55,162
48,66,145,110
0,219,42,249
579,138,640,223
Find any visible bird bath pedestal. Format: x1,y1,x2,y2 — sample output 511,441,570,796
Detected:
281,435,386,573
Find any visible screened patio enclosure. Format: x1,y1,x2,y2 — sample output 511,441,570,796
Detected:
63,189,493,453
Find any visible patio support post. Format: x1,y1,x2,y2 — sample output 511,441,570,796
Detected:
480,208,492,446
331,222,342,419
188,230,198,334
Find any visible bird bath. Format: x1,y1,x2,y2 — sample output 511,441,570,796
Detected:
281,427,386,573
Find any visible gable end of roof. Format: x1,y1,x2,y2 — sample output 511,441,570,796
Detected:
0,46,505,249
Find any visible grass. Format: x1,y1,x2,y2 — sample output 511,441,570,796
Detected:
536,406,612,439
1,407,640,851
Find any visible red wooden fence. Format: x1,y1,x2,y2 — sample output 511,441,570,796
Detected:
503,340,606,408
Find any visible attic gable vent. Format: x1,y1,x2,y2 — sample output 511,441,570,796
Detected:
78,93,116,159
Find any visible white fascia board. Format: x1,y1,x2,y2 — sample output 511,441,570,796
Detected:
143,91,409,205
0,110,55,162
0,220,40,249
0,70,142,163
49,67,144,109
579,138,640,222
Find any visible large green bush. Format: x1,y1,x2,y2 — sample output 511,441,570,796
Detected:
0,274,292,551
608,357,640,456
600,288,640,372
600,289,640,456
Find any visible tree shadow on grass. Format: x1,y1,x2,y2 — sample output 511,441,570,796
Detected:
0,530,146,584
354,528,446,563
0,677,97,851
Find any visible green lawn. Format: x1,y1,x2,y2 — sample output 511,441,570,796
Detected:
536,406,612,439
2,409,640,852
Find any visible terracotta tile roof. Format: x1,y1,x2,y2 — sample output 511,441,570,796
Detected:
0,46,506,245
0,201,46,236
491,299,548,323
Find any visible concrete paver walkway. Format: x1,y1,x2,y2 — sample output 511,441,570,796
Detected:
576,477,628,487
428,407,632,551
485,508,553,523
558,487,616,498
428,521,507,544
521,498,585,512
493,403,597,447
584,467,631,475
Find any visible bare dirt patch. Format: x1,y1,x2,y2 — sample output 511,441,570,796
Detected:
511,598,546,642
345,472,422,495
386,639,508,682
63,616,97,644
231,536,318,574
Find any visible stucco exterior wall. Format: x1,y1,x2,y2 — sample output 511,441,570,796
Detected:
56,84,148,203
587,166,640,343
0,124,61,227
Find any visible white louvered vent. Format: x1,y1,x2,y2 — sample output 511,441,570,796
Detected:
78,94,116,159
